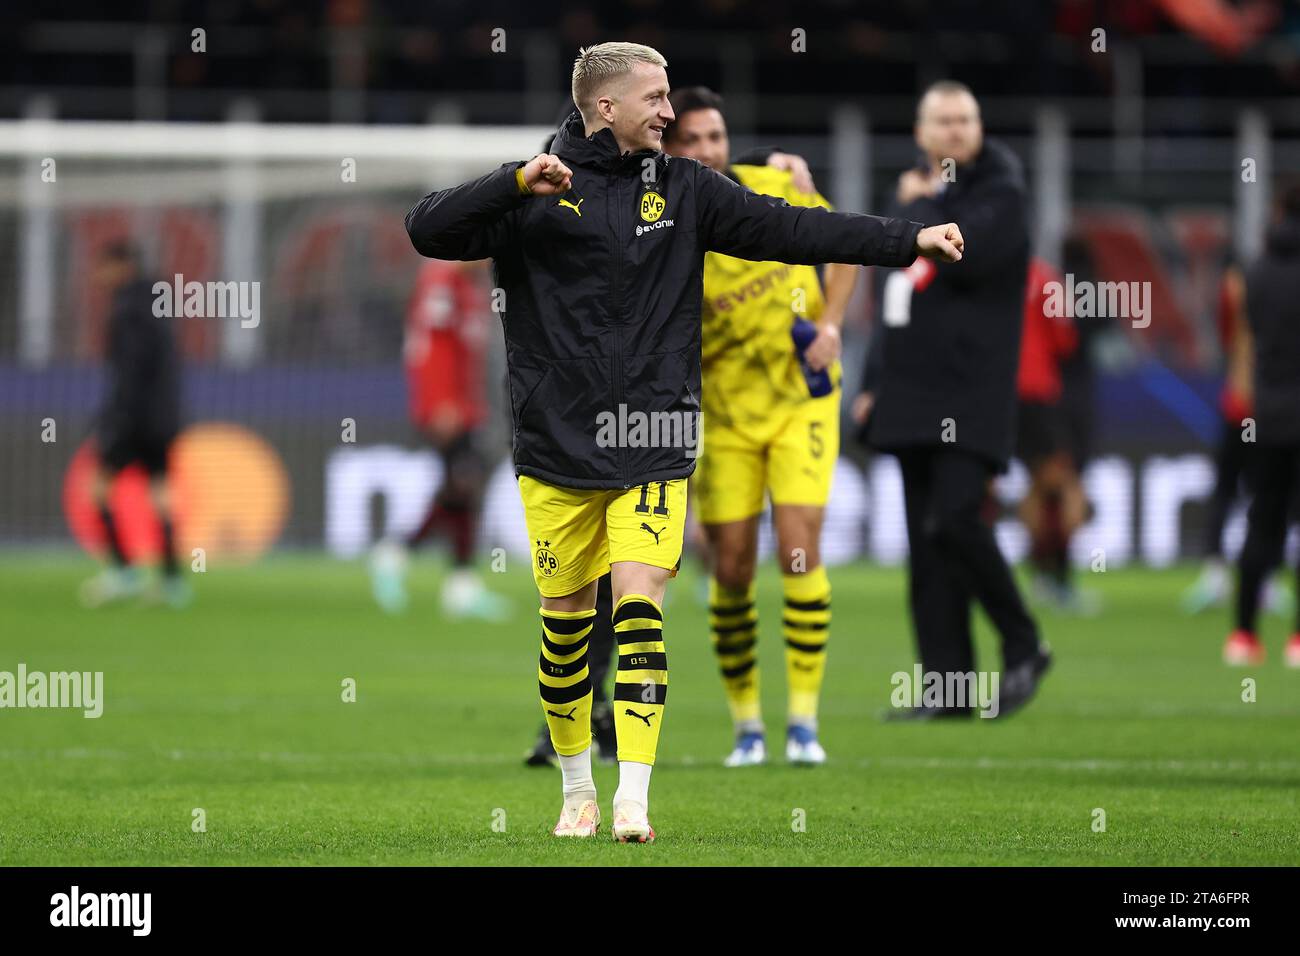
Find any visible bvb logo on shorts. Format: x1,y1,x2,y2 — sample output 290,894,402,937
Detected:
640,191,665,223
535,539,559,577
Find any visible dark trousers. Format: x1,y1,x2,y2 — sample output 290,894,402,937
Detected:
1204,420,1253,558
1235,443,1300,634
898,447,1041,684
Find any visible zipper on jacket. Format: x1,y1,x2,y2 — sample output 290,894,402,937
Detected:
608,170,630,488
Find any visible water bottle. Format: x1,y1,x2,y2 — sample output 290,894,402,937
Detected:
791,317,833,398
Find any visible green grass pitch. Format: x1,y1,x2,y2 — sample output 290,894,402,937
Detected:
0,553,1296,866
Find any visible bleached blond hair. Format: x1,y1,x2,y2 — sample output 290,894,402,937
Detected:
571,42,667,123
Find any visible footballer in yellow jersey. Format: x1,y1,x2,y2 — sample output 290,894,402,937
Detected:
663,87,857,767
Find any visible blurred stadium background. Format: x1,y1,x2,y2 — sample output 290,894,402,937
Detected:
2,0,1299,572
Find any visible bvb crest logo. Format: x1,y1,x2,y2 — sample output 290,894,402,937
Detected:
640,191,665,223
535,539,559,577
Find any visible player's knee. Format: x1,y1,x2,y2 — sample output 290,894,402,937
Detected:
713,553,755,592
775,525,821,573
1036,453,1072,489
777,547,819,574
541,579,599,613
611,563,671,607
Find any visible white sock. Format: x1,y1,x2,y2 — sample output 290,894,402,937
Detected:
613,760,652,811
559,747,595,800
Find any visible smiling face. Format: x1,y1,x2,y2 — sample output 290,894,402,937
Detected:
598,61,675,154
662,107,729,172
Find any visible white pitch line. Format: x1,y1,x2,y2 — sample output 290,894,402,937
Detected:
857,756,1300,773
0,748,1296,775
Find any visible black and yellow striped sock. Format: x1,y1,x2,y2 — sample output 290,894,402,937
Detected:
612,594,667,765
708,579,761,728
783,565,831,726
538,607,596,756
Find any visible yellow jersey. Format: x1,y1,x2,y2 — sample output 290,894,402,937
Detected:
700,164,839,430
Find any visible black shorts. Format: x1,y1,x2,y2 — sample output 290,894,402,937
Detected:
1015,400,1069,467
99,430,174,476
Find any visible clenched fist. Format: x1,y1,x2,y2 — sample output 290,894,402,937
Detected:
914,223,965,263
520,154,573,196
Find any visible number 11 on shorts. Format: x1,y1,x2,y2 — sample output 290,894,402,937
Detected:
634,481,670,517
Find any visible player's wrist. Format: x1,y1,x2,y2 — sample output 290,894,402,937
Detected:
515,165,533,196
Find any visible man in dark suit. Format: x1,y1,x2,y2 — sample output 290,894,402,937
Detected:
858,81,1051,719
1223,184,1300,668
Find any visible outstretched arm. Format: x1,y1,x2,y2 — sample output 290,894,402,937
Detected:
695,164,962,268
900,176,1021,282
405,153,575,261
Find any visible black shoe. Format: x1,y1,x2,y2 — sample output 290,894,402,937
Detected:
524,722,558,767
881,704,973,722
993,644,1053,719
591,701,617,763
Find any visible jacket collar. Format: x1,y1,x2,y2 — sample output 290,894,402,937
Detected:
552,110,668,176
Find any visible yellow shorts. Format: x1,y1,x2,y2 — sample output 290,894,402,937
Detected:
693,390,840,525
518,475,688,598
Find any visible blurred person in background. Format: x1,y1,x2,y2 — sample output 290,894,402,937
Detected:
80,241,190,609
1055,235,1103,523
1223,184,1300,668
1184,260,1293,617
369,258,511,621
858,81,1051,719
662,86,856,767
1015,256,1097,614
